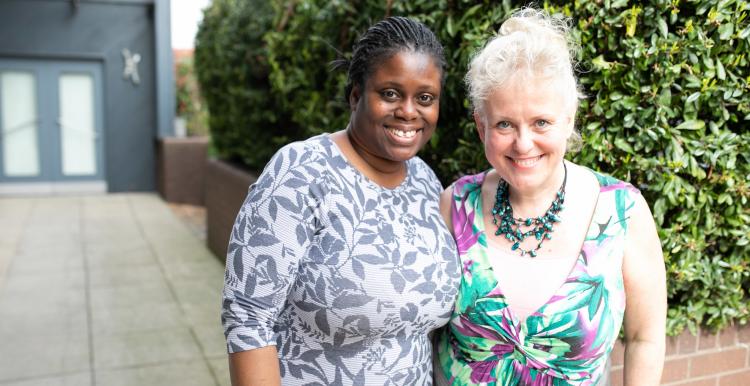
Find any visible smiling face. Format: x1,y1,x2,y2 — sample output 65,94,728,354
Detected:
347,51,441,170
476,75,575,193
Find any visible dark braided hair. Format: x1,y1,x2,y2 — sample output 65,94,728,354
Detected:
335,16,446,103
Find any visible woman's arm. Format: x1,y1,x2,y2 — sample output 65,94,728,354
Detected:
622,193,667,385
439,187,454,235
222,143,320,385
229,347,281,386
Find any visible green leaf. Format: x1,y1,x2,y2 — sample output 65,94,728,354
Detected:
446,15,454,37
718,23,734,40
614,138,634,153
658,17,668,38
716,60,726,80
686,92,701,103
675,120,705,130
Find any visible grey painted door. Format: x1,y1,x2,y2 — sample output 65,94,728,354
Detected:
0,59,105,189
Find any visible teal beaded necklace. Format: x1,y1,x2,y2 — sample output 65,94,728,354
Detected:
491,163,567,257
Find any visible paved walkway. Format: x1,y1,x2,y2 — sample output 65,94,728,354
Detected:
0,194,229,386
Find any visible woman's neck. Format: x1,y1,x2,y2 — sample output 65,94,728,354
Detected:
507,162,567,218
330,129,406,189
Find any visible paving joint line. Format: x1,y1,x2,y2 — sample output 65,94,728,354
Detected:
126,195,222,386
80,197,98,386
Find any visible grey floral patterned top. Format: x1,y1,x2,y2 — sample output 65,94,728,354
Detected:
222,133,461,385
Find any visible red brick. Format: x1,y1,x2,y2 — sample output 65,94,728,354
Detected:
680,329,699,354
689,348,748,377
718,327,738,348
661,357,689,383
699,328,719,351
719,369,750,386
611,339,625,366
610,367,623,386
666,334,680,356
738,324,750,344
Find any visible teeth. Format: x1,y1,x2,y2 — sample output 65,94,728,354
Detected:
513,156,541,167
387,127,417,138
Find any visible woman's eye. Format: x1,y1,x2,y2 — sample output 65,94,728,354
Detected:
497,121,511,129
536,119,550,128
417,94,435,105
382,90,399,100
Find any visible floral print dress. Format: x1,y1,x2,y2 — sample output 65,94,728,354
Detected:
436,169,638,385
222,134,461,385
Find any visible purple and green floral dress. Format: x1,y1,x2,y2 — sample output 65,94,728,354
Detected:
436,168,639,385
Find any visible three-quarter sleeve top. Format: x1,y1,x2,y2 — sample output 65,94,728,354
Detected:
222,133,461,385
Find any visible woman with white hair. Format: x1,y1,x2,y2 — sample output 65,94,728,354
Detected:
435,8,666,385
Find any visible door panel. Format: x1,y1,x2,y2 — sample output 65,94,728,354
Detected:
0,59,105,189
59,72,97,176
1,70,40,177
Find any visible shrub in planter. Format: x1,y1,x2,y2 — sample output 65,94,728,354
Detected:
194,0,299,169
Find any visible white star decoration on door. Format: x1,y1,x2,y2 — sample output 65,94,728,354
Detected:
122,48,141,85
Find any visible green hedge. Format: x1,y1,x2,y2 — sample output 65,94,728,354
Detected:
194,0,300,167
195,0,750,335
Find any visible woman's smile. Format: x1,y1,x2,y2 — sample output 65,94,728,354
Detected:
508,155,544,169
385,125,422,141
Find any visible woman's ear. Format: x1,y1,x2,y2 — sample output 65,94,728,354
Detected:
349,85,361,111
474,111,486,143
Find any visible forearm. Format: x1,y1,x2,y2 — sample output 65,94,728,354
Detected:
229,346,282,386
623,339,664,386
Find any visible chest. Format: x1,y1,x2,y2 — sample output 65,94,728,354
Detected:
290,176,460,333
479,185,597,260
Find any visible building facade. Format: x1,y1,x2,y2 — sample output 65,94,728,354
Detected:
0,0,174,193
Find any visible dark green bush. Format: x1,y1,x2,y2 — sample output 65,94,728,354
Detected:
195,0,749,335
554,0,750,335
194,0,298,167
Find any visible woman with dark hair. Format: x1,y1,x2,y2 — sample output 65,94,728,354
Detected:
222,17,460,385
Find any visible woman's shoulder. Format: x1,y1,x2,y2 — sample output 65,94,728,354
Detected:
449,170,489,197
407,155,443,188
263,134,336,175
576,164,640,195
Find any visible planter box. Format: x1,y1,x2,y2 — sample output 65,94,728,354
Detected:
157,136,209,205
205,158,257,261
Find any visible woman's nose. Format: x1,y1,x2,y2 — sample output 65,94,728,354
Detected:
513,128,534,153
394,99,418,120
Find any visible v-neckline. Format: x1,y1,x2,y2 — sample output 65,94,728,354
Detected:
471,169,602,326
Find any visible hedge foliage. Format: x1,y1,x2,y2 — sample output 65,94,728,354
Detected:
195,0,750,335
194,0,299,167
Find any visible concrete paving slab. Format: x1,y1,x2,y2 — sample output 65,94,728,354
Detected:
93,327,203,370
84,244,156,268
191,322,227,358
0,193,229,384
95,360,216,386
207,357,231,386
171,277,223,306
87,264,164,288
0,372,91,386
90,302,185,335
181,300,222,328
89,281,175,310
0,285,87,321
160,259,224,281
7,248,84,275
0,332,90,382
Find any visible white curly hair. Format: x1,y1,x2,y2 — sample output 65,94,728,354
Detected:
466,8,584,150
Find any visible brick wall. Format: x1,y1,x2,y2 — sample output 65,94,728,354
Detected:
610,324,750,385
205,159,256,261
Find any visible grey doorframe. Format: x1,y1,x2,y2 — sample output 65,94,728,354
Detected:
0,58,106,191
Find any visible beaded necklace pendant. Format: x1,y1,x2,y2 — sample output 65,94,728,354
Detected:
491,163,567,257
